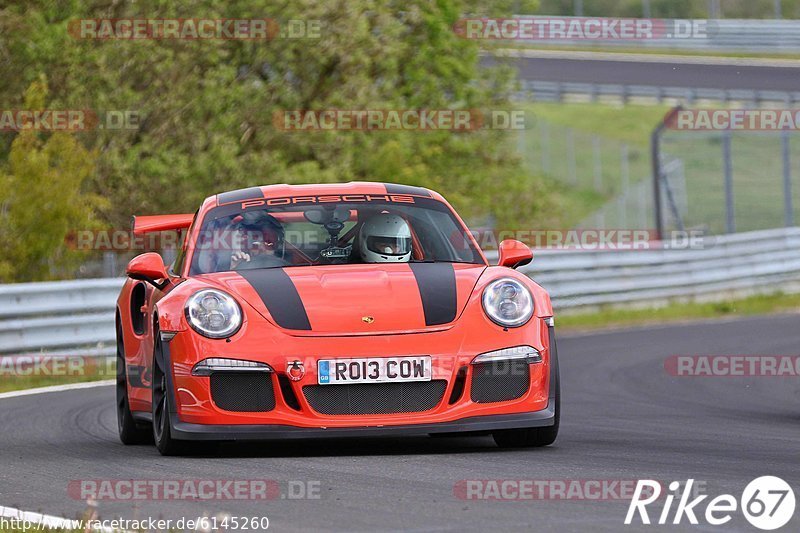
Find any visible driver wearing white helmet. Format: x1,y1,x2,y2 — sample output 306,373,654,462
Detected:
358,213,412,263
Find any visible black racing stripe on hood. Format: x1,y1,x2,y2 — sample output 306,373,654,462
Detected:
238,269,312,330
409,263,457,326
384,183,431,197
217,187,264,205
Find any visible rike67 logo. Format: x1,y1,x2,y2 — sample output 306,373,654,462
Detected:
625,477,795,530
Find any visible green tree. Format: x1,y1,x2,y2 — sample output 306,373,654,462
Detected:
1,0,548,280
0,78,103,281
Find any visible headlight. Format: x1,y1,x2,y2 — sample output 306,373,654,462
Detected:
185,289,242,339
482,278,534,327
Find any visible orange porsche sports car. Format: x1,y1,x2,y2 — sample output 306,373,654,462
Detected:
116,182,559,455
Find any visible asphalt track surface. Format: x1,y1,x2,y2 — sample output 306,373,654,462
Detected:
487,55,800,91
1,313,799,532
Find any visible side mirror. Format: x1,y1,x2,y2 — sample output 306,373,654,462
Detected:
126,252,169,289
498,239,533,269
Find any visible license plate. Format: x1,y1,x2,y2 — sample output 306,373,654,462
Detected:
317,356,432,385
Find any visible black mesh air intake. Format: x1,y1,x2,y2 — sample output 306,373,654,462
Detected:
470,360,530,403
210,373,276,412
302,380,447,415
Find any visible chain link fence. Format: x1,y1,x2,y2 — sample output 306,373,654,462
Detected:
518,119,651,195
659,130,800,234
518,118,654,228
519,116,800,234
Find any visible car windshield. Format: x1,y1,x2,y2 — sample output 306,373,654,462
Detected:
188,196,484,274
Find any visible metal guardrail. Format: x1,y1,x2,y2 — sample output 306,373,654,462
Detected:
515,80,800,105
522,227,800,308
511,18,800,53
486,227,800,309
0,279,122,357
2,227,799,357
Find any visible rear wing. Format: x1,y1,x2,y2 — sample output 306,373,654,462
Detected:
131,214,194,235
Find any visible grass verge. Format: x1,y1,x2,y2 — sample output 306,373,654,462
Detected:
0,358,114,394
524,101,670,145
557,291,800,332
499,44,800,61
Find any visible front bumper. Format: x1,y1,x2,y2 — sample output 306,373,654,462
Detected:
159,319,558,441
170,407,556,441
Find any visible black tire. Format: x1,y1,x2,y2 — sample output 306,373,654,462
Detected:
493,335,561,448
116,321,151,445
152,328,187,456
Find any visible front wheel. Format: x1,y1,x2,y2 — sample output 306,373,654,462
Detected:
493,359,560,448
152,329,186,456
116,322,151,445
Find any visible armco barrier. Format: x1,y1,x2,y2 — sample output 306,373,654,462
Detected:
515,80,800,106
517,227,800,308
509,18,800,53
0,278,122,357
1,227,799,357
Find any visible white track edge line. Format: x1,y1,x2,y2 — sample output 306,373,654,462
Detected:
0,380,114,400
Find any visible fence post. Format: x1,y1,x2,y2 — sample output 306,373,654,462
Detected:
621,143,630,224
541,121,551,174
723,132,735,233
102,252,117,278
639,184,647,228
651,107,684,239
567,129,577,185
621,144,630,196
709,0,721,18
652,133,663,238
592,136,602,192
782,131,793,227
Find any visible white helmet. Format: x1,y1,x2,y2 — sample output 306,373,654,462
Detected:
359,213,412,263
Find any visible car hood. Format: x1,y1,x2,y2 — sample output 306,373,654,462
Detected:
205,263,486,336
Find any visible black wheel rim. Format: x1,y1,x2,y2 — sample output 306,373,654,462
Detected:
116,325,127,433
152,336,167,443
